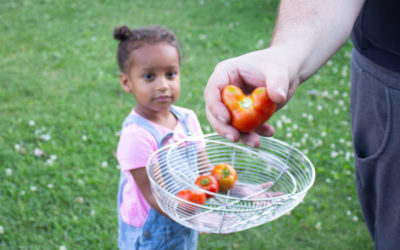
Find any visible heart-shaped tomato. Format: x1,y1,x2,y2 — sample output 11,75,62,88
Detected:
222,85,276,133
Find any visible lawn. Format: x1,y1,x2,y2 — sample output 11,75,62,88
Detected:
0,0,374,249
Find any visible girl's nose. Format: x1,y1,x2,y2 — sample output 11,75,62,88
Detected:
157,77,169,91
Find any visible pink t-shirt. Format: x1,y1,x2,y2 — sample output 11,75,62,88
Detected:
117,106,203,227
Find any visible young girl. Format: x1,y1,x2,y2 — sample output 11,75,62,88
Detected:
113,25,203,249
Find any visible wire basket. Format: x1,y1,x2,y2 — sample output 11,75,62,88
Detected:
146,133,315,234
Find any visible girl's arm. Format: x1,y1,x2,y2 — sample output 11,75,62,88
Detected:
130,168,169,218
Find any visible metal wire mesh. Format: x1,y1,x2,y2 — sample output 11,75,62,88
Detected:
146,133,315,233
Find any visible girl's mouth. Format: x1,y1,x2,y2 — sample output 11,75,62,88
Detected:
155,95,172,102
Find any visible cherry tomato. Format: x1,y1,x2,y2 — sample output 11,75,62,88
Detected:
195,175,219,199
222,85,277,133
177,189,206,211
211,163,237,192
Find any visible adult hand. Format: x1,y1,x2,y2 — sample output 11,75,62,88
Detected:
204,47,300,147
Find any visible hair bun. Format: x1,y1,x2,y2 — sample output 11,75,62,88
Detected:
114,25,132,41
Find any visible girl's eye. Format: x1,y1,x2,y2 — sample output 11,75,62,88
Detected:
144,73,155,81
166,71,177,79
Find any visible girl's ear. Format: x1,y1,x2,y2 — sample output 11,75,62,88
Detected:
120,72,132,93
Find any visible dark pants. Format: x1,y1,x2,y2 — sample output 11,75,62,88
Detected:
351,48,400,249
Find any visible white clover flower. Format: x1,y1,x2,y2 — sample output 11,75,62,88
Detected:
75,197,84,204
327,60,333,66
0,225,4,234
321,91,330,97
343,92,348,98
345,170,352,175
292,124,298,130
338,100,345,106
339,138,345,144
204,125,211,132
303,149,309,155
255,39,264,49
321,131,327,137
352,216,359,222
47,183,54,189
5,168,12,176
325,178,332,184
90,209,96,217
73,215,78,221
35,127,46,135
317,105,323,111
345,152,353,161
314,75,321,81
333,90,339,96
330,151,339,158
30,186,37,192
101,161,108,168
50,155,57,161
347,196,352,201
82,135,87,141
59,245,67,250
346,210,352,216
308,114,313,122
330,144,336,149
39,133,51,141
276,120,283,129
29,120,35,126
334,109,339,115
287,132,292,138
199,34,207,40
315,222,322,230
34,148,45,157
20,190,26,196
15,144,21,151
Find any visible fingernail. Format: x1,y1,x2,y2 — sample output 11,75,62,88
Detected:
277,87,286,101
225,134,234,142
217,115,226,123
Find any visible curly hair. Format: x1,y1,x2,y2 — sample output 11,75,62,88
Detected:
113,25,181,73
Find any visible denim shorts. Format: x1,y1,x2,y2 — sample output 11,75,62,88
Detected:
117,173,198,250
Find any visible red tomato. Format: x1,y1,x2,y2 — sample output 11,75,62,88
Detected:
195,175,219,199
211,163,237,192
222,85,276,133
177,189,206,211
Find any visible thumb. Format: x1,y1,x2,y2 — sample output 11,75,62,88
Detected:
263,66,290,105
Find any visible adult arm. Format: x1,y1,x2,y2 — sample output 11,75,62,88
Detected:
204,0,365,147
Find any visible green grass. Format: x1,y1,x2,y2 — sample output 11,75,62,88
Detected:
0,0,373,249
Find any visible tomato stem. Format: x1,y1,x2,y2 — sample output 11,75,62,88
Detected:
222,168,230,178
200,177,210,186
240,97,253,109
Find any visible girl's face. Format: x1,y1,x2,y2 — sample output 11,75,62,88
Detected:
121,43,181,118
